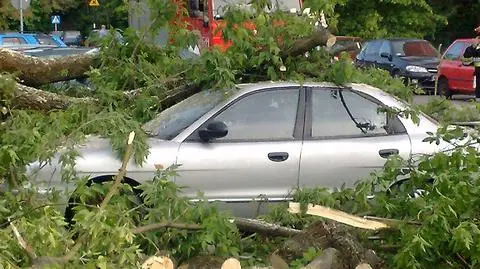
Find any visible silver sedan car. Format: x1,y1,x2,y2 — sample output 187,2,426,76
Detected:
26,81,446,217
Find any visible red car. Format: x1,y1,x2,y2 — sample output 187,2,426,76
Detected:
437,38,476,98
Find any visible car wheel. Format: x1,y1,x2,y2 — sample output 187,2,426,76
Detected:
64,176,145,229
438,77,452,99
391,69,401,79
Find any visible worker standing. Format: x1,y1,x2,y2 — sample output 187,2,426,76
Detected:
463,26,480,100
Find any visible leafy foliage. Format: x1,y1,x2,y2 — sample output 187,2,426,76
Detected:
2,0,480,268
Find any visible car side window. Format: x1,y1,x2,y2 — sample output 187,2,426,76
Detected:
379,41,391,56
443,42,465,60
310,89,405,138
2,37,27,45
208,88,300,141
364,40,382,57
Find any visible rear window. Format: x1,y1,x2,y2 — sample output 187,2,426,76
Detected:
391,40,438,57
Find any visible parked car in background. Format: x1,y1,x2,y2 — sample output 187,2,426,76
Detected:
0,32,66,48
23,81,447,218
61,30,83,46
355,38,440,93
437,38,476,98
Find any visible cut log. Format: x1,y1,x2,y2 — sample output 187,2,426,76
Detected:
233,217,302,237
301,248,342,269
355,264,373,269
281,26,336,58
221,258,242,269
141,255,175,269
0,48,97,87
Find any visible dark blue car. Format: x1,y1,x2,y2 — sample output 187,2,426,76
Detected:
355,38,440,93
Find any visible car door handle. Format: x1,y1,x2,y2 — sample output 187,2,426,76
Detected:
268,152,289,162
379,149,399,159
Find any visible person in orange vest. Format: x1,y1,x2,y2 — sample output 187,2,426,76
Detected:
463,26,480,100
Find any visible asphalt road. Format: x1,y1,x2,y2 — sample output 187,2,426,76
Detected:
412,94,476,107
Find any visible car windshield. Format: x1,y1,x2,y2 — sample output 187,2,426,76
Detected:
142,90,230,139
391,40,438,57
34,34,58,45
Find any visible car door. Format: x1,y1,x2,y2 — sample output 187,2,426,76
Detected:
175,86,304,203
377,40,395,73
441,41,475,91
298,87,411,190
362,40,383,68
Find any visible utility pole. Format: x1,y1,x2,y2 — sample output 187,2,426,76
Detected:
19,0,23,33
10,0,31,33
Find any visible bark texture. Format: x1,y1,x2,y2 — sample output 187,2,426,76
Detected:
0,48,96,87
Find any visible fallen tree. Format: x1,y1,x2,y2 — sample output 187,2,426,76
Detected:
0,48,97,87
0,23,341,112
5,1,473,268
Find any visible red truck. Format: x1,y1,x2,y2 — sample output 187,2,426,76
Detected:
437,38,476,98
129,0,303,54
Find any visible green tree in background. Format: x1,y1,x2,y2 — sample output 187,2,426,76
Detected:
0,0,80,31
428,0,480,49
333,0,447,40
0,0,127,36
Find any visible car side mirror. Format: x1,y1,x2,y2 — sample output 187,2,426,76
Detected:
199,121,228,142
380,52,392,61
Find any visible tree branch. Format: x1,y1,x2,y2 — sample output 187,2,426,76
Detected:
9,219,37,261
281,26,336,58
233,217,302,237
132,221,202,234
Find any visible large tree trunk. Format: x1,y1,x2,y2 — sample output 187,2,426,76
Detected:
0,25,342,112
10,82,94,111
0,48,96,87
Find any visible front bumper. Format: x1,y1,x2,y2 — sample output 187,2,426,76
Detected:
403,72,437,90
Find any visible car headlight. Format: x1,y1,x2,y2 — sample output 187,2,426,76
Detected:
406,65,428,73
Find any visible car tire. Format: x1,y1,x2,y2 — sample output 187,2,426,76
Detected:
391,69,401,79
438,77,452,99
64,176,144,229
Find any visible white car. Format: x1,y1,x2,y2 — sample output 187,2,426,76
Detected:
26,81,450,218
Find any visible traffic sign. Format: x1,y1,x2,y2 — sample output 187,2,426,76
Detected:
10,0,30,10
89,0,99,7
51,15,61,24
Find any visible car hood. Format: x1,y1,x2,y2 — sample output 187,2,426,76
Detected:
400,56,439,68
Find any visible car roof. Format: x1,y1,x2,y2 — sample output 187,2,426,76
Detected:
453,38,476,42
366,38,428,42
236,81,406,109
